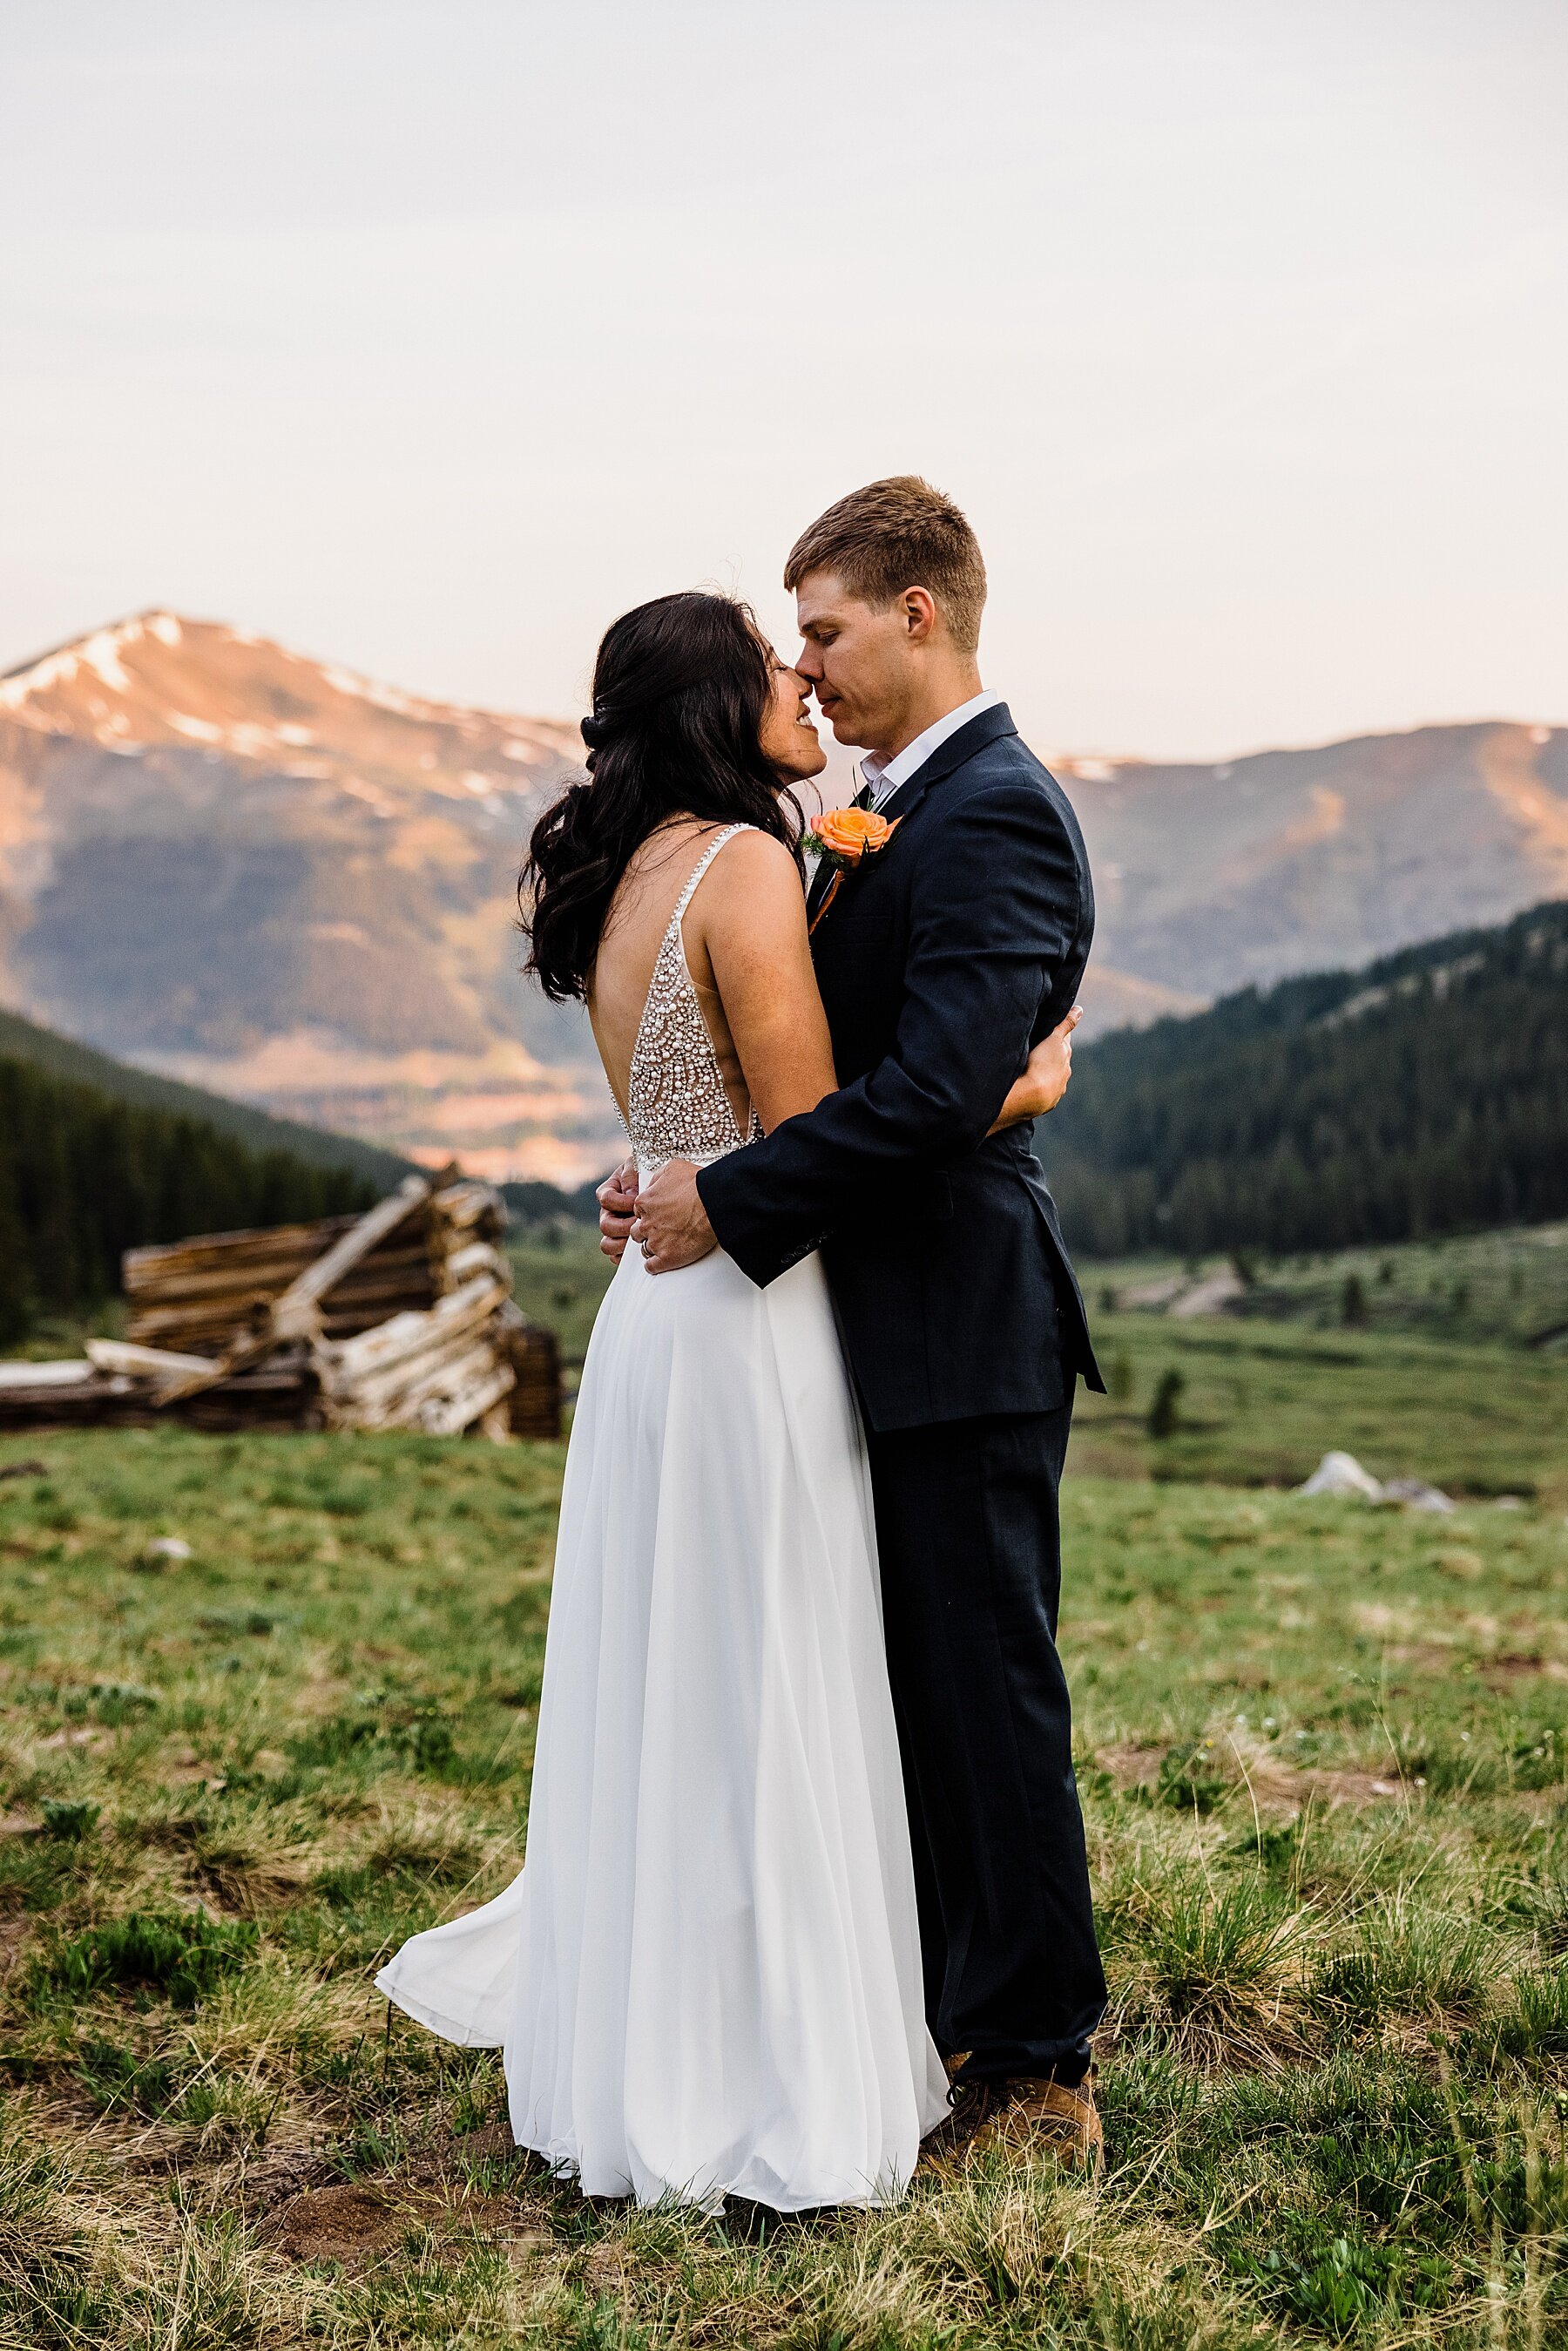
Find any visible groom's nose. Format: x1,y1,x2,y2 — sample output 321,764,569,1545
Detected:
796,641,824,684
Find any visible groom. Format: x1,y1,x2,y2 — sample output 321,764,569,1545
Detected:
610,476,1108,2156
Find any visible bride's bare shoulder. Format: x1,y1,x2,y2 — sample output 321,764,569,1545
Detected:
700,824,803,905
690,828,803,949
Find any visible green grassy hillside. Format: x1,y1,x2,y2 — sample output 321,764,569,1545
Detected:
0,1006,415,1192
1044,899,1568,1257
0,1050,382,1343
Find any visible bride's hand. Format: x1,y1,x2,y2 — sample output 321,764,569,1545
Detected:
989,1006,1083,1134
597,1158,639,1262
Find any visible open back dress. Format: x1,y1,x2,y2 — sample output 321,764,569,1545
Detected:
376,825,946,2209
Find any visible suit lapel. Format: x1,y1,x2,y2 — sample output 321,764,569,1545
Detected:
806,854,835,925
878,701,1017,826
807,704,1018,940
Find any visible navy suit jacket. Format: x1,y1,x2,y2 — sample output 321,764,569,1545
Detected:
697,701,1105,1431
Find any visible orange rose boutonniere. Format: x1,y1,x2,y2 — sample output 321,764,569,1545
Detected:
803,806,901,934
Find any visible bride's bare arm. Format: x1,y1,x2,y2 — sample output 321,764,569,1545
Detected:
694,834,1078,1144
693,831,838,1133
632,840,1079,1273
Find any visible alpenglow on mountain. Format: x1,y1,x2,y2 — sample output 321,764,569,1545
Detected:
0,609,1563,1185
0,612,612,1184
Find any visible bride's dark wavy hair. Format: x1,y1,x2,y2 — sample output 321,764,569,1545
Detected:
520,591,804,1003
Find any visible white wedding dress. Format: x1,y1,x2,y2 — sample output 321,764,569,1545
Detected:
377,825,947,2209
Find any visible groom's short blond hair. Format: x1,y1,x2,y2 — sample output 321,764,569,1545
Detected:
784,476,987,654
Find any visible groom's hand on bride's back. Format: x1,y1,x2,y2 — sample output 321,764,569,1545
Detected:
632,1158,718,1275
597,1159,639,1262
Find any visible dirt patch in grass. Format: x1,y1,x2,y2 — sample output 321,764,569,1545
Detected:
266,2181,409,2265
1095,1742,1166,1792
1094,1738,1410,1813
264,2171,551,2271
1481,1651,1568,1688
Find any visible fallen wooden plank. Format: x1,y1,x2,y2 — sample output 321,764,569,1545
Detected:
400,1357,516,1438
0,1360,96,1390
85,1339,215,1383
272,1176,432,1322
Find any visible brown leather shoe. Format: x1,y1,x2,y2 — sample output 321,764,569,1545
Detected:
975,2072,1103,2166
921,2073,1012,2168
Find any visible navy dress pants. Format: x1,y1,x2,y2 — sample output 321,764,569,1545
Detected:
865,1380,1106,2084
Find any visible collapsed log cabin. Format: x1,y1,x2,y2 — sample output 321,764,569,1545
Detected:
0,1174,562,1440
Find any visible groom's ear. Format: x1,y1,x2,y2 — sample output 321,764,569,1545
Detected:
899,587,940,645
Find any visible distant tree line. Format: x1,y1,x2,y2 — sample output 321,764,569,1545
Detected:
0,1056,376,1345
499,1178,603,1227
1040,900,1568,1259
0,1003,414,1189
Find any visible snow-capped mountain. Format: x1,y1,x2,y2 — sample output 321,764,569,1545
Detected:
2,609,1563,1185
0,612,610,1183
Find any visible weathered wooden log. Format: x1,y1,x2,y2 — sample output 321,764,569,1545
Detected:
85,1338,214,1383
125,1303,276,1353
429,1180,509,1237
0,1360,97,1391
495,1304,563,1441
441,1239,510,1288
0,1378,135,1430
153,1176,434,1404
401,1353,517,1437
317,1277,511,1426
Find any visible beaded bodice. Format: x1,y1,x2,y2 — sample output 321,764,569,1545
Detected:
622,824,761,1175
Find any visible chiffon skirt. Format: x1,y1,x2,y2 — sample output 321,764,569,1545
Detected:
376,1229,948,2210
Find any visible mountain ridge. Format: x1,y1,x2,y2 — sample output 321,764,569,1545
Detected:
3,610,1564,1185
1060,718,1568,1000
0,610,609,1182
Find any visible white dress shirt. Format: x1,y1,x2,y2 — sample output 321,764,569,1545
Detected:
857,689,1004,811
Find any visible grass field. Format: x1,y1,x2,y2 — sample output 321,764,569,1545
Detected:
1081,1226,1568,1352
3,1421,1568,2347
510,1225,1568,1507
1071,1318,1568,1503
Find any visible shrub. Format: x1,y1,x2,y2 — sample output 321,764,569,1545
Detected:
40,1799,99,1840
1147,1367,1186,1439
43,1908,257,2009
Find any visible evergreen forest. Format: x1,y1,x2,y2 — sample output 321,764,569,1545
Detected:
1041,899,1568,1258
0,1054,376,1345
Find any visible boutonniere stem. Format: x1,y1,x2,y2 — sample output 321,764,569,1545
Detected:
804,807,901,937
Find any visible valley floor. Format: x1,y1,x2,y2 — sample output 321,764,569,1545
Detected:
506,1222,1568,1509
2,1426,1566,2346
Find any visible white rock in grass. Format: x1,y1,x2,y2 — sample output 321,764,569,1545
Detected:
141,1535,193,1564
1298,1451,1384,1501
1382,1477,1456,1514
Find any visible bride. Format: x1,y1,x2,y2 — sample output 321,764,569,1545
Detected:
376,591,1076,2210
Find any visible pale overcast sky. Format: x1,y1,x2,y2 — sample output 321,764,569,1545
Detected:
4,0,1564,759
